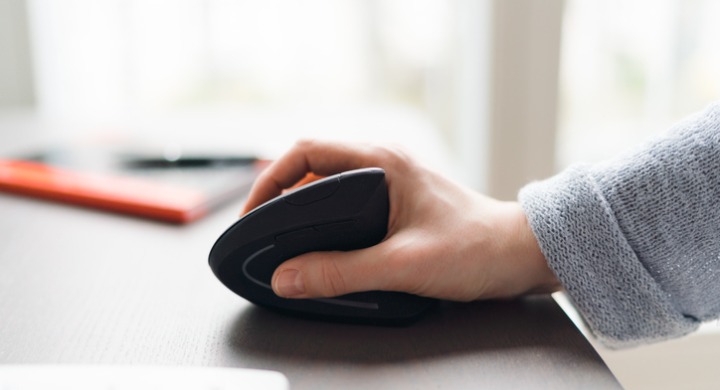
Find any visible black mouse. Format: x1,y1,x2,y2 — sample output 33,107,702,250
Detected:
209,167,435,324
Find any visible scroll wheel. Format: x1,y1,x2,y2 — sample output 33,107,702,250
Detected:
284,178,341,205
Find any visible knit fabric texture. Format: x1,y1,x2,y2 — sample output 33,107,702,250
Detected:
519,103,720,348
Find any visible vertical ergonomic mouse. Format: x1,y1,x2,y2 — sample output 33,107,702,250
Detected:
209,168,434,324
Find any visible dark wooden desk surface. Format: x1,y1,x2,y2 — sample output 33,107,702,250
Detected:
0,183,620,389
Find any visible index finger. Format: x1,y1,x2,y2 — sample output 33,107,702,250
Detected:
241,140,386,214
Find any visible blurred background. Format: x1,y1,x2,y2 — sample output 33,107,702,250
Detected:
1,0,720,387
3,0,718,195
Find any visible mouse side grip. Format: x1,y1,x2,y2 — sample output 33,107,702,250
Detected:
209,168,436,325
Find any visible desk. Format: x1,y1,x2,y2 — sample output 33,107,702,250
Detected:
0,192,619,389
0,111,620,389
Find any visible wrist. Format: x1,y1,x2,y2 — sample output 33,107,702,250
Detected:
499,201,561,296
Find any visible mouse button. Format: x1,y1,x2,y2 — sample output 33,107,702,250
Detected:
284,177,341,205
274,227,319,244
313,219,357,233
211,219,267,259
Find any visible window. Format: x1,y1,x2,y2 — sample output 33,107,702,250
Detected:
559,0,720,168
28,0,460,136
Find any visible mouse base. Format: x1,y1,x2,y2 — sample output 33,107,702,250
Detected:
253,300,439,327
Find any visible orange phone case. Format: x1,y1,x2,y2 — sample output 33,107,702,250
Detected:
0,159,254,223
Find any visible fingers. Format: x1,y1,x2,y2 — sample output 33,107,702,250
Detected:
241,140,390,215
271,244,396,299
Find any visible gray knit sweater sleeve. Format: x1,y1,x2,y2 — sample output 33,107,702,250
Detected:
519,103,720,348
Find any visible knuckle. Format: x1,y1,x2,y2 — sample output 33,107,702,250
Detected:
318,259,347,297
294,138,318,151
255,167,273,182
373,144,415,174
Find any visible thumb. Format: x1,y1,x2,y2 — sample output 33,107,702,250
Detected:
271,245,392,299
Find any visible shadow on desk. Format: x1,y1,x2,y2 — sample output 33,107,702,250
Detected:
226,296,596,365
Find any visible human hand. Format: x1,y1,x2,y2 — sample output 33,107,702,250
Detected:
241,140,561,301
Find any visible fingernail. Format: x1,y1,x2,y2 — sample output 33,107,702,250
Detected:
274,269,305,297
